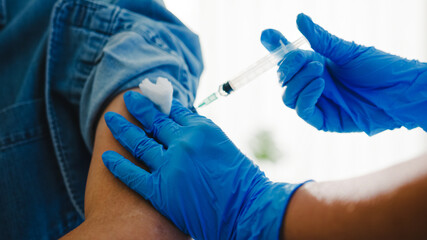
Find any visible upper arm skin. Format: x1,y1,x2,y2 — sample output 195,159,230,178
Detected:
62,89,189,239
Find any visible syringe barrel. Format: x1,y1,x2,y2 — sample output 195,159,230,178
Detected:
227,36,307,92
228,55,278,90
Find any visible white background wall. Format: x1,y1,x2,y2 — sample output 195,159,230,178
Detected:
164,0,427,182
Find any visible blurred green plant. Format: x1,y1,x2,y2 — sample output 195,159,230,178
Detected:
249,129,282,163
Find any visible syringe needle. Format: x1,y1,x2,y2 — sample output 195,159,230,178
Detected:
197,92,219,108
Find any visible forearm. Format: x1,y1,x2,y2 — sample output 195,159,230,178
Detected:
63,89,188,239
282,153,427,240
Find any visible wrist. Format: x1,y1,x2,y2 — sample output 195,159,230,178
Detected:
234,180,310,240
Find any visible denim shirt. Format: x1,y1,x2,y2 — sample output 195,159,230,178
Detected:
0,0,203,238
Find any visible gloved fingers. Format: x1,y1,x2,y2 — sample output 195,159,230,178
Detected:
124,91,181,147
169,99,195,125
277,49,325,86
170,99,208,126
296,13,364,66
102,150,154,200
260,29,290,52
104,112,165,170
293,77,325,130
277,50,308,86
282,61,324,109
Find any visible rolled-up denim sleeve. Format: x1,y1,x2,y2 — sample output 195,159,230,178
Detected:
80,16,203,151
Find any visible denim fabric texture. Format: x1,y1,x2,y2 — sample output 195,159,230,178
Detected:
0,0,6,27
0,0,203,238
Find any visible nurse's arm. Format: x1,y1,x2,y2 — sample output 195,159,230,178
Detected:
283,153,427,240
61,88,188,239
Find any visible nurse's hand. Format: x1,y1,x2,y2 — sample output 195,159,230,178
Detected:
101,91,306,240
261,13,427,135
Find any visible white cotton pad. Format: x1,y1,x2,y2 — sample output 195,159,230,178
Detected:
138,77,173,115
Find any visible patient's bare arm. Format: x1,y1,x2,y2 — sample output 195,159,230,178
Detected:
282,153,427,240
62,89,188,239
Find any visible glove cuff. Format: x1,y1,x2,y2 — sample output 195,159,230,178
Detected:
234,180,312,240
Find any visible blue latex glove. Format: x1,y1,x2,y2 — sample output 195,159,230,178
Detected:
102,91,307,240
261,13,427,135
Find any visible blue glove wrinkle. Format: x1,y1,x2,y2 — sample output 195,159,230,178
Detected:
314,96,357,132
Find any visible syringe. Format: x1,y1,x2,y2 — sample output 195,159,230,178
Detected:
197,36,308,108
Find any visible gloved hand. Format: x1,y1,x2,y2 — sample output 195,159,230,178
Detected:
261,13,427,135
102,91,307,240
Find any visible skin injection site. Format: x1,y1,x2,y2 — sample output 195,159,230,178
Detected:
1,0,427,239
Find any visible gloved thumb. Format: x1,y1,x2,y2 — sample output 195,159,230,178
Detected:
260,29,290,53
297,13,362,65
